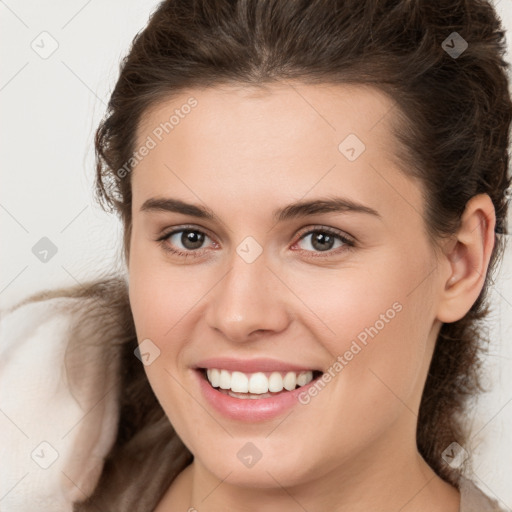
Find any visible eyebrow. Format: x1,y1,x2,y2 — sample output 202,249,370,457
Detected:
140,196,381,222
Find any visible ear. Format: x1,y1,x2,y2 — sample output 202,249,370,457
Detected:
436,193,496,323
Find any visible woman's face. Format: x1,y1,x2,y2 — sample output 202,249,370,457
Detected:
128,83,445,489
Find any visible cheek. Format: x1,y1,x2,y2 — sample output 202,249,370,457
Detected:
284,290,429,474
128,235,208,337
286,253,433,415
127,244,212,426
128,267,199,438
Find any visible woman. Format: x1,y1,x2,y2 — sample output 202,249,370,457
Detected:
1,0,511,510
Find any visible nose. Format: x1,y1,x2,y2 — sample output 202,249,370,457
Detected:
205,249,291,343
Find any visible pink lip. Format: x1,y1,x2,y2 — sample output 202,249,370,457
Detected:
193,357,320,373
193,368,323,422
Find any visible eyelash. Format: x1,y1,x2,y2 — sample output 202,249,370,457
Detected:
156,224,355,260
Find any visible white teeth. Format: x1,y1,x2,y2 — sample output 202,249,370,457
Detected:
296,372,310,387
268,372,283,392
207,368,220,387
219,369,231,389
204,368,315,394
231,371,249,393
249,372,268,394
283,372,296,391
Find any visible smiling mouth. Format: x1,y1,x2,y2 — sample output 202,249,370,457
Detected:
197,368,324,399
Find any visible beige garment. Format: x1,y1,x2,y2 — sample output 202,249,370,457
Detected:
459,476,509,511
0,294,123,512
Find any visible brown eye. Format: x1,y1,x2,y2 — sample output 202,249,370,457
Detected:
293,227,355,257
303,231,337,252
158,227,215,258
177,230,206,250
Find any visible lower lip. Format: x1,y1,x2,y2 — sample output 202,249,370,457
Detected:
194,369,321,422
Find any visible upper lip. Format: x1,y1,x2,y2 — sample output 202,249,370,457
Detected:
193,357,322,373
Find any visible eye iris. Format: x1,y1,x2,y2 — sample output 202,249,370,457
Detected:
311,232,335,252
182,230,204,250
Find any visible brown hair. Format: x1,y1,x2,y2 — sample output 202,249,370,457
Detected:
18,0,512,510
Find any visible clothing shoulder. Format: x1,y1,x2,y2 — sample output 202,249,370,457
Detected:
459,476,510,512
0,294,83,355
0,283,128,511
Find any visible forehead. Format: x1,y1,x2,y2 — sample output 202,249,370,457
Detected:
131,82,423,226
135,81,399,154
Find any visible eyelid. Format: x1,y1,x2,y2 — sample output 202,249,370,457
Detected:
158,224,215,242
295,224,355,244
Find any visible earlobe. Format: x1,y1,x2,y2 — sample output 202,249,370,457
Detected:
436,193,496,323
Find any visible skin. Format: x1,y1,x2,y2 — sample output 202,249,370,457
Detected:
127,82,495,512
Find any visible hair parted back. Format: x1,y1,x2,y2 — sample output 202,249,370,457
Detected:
21,0,512,510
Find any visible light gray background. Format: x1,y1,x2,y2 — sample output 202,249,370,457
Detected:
1,0,512,507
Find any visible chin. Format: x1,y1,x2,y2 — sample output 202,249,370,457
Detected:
197,451,315,490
